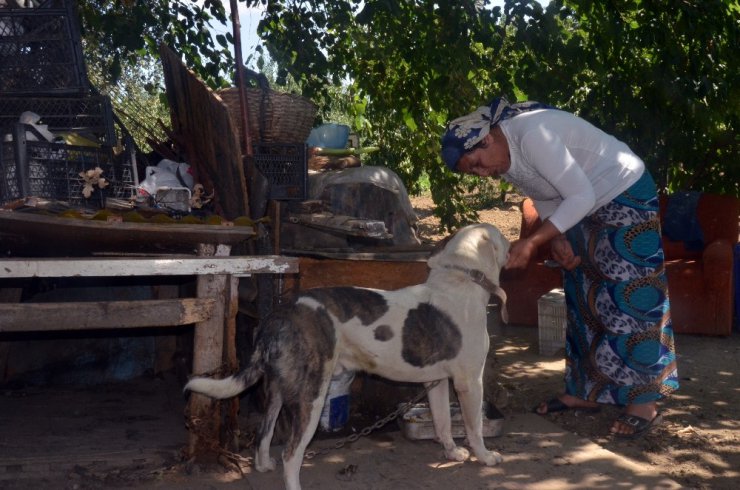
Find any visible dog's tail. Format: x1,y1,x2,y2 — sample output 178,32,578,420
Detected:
184,354,264,400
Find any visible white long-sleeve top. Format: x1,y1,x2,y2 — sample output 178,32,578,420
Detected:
499,109,644,233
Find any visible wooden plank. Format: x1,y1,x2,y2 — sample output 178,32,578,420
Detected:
289,257,429,291
0,211,254,255
282,247,432,261
159,44,249,220
289,212,392,239
0,256,299,278
0,298,215,332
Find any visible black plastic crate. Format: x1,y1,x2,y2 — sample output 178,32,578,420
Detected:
0,96,115,145
0,124,135,207
252,143,307,200
0,0,88,95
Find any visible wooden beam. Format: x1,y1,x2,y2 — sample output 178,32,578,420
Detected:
289,257,429,291
0,211,255,256
0,256,299,278
0,298,215,332
188,244,229,460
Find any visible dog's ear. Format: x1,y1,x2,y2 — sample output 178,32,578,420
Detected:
472,225,507,271
476,225,510,323
487,226,510,275
489,283,509,324
428,223,510,273
429,230,458,258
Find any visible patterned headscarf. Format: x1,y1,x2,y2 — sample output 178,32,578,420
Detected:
440,97,552,171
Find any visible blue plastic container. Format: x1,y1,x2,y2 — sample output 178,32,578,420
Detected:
319,369,354,431
306,123,350,149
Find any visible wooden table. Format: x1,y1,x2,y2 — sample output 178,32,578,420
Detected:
0,212,299,459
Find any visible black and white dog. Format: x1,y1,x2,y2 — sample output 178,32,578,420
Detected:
185,223,510,490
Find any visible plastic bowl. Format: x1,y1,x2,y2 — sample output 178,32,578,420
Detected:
306,123,350,149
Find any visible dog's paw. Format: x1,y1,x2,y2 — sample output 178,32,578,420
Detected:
254,455,277,472
444,445,470,462
477,450,503,466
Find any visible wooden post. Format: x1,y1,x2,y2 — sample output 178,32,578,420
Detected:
225,274,240,452
188,243,232,461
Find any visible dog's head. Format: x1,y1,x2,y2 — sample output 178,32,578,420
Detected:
428,223,510,320
428,223,509,275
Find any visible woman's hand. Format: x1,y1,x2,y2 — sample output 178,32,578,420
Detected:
550,235,581,270
505,238,538,269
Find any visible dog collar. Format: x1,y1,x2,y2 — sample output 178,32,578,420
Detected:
443,265,509,323
443,265,495,291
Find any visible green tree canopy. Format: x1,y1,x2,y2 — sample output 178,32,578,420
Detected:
79,0,739,229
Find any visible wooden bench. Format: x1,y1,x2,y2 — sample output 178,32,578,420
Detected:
0,248,298,459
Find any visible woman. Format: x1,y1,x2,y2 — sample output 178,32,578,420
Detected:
440,98,679,438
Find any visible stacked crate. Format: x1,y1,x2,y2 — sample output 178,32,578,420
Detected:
0,0,134,207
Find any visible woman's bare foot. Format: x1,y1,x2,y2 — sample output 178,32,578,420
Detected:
535,394,600,415
611,402,658,436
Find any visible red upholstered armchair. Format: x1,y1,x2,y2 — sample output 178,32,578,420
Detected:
659,193,739,336
501,194,739,336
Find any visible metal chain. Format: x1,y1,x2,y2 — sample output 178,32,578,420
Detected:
304,379,440,460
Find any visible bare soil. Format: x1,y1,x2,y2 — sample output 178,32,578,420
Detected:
411,192,740,490
412,193,525,244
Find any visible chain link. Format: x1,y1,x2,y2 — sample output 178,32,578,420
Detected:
304,379,440,460
187,379,441,466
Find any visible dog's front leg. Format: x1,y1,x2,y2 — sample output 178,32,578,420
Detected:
454,376,503,466
426,380,470,462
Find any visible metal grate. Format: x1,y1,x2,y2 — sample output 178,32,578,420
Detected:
0,96,115,145
0,125,135,207
252,143,307,200
0,0,88,95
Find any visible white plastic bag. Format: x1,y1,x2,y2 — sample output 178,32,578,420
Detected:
136,159,194,197
1,111,54,143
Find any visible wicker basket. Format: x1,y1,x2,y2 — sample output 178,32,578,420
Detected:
218,70,317,146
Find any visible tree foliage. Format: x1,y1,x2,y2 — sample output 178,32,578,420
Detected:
77,0,234,88
78,0,739,229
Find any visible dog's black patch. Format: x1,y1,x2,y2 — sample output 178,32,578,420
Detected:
401,303,461,367
373,324,394,341
303,287,388,325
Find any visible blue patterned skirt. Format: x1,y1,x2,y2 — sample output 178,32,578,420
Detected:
563,171,679,405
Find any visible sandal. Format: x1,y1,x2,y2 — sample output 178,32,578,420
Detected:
611,411,663,439
533,397,601,415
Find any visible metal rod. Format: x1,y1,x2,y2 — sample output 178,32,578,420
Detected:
12,123,30,199
229,0,254,158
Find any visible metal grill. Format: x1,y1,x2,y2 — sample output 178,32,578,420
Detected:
252,143,308,200
0,96,115,145
0,125,135,207
0,0,88,95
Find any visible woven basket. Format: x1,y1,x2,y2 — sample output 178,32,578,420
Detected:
218,78,317,145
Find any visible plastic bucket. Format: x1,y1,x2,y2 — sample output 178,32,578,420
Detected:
319,369,354,431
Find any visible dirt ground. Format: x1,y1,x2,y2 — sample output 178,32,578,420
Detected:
1,193,738,489
411,192,740,490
